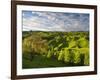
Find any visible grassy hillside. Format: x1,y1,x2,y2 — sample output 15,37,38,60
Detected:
22,31,89,69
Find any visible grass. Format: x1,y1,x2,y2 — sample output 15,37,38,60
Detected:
22,52,86,69
22,53,69,69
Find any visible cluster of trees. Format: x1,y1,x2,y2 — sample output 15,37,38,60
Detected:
22,31,89,66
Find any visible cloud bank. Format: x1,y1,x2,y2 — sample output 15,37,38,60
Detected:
22,11,89,32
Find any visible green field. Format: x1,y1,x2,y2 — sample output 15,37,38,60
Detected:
22,31,89,69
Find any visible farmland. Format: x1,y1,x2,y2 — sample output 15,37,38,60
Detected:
22,31,89,69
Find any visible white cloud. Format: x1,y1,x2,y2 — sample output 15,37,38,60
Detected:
22,11,89,31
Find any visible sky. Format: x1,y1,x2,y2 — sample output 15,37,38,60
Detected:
22,10,89,32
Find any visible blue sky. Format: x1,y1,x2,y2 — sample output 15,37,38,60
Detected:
22,10,89,31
